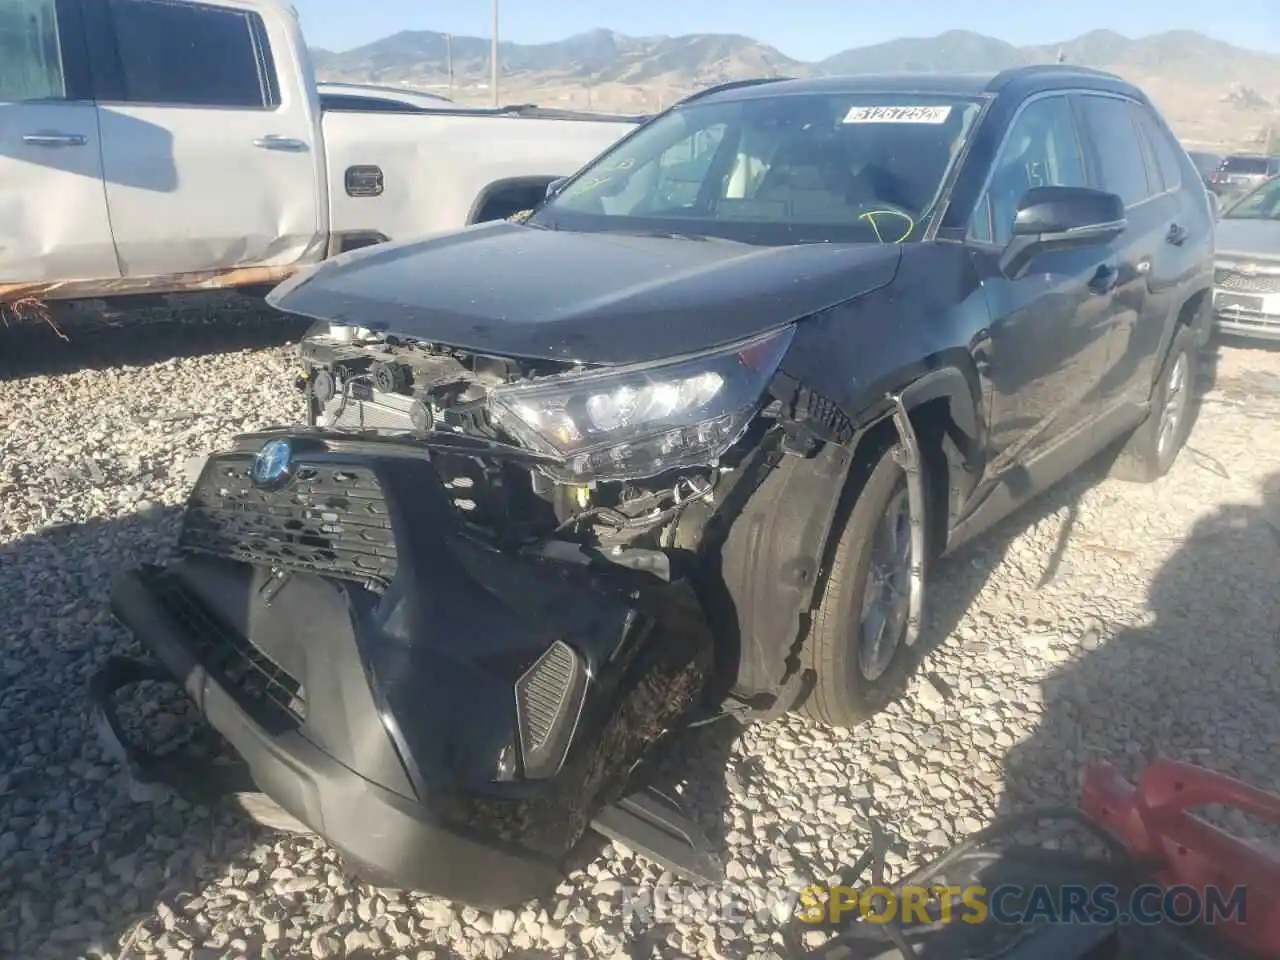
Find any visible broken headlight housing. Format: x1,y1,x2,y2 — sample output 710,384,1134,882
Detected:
489,325,795,481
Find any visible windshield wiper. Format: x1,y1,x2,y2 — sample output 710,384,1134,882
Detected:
633,230,714,241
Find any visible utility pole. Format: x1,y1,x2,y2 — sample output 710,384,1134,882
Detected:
490,0,499,107
445,33,454,99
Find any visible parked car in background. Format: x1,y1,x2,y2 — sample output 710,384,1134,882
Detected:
1212,174,1280,341
1184,149,1225,216
316,81,455,111
0,0,640,308
1206,154,1280,203
1186,149,1224,184
102,64,1214,907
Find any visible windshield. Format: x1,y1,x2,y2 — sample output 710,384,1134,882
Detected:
1223,176,1280,220
533,92,985,245
1221,156,1271,175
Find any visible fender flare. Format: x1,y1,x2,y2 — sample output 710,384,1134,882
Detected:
715,365,982,702
465,176,560,224
897,366,982,447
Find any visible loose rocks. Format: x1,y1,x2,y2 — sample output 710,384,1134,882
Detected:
2,325,1278,959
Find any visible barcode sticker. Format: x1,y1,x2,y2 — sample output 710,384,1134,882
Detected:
843,105,952,124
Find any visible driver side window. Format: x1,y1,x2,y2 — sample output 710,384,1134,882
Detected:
970,96,1087,246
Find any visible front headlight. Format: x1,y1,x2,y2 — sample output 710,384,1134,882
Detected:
489,325,795,481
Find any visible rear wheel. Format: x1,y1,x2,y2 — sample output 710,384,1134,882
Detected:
1108,325,1198,483
799,437,925,727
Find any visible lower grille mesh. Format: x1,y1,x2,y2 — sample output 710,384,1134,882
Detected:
515,641,580,753
148,570,306,729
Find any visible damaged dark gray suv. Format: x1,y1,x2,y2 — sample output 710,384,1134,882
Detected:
101,65,1214,906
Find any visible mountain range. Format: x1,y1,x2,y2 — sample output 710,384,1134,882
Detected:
312,27,1280,150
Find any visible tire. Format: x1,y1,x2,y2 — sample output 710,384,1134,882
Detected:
1108,324,1198,483
799,436,926,727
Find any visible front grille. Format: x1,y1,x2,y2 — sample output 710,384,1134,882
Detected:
179,455,398,589
1217,308,1280,329
1215,268,1280,294
147,569,306,729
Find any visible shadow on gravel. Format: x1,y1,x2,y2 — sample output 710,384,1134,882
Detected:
0,294,311,381
907,335,1224,681
998,469,1280,819
0,506,264,959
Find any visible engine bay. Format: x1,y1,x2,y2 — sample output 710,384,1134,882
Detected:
294,324,773,553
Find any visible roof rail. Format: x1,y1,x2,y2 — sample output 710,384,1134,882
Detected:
675,76,793,106
989,62,1124,88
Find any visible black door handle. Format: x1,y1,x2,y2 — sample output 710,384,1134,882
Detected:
1166,222,1188,246
1088,263,1118,294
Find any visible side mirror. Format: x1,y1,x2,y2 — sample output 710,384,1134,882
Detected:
545,177,568,199
1000,185,1126,279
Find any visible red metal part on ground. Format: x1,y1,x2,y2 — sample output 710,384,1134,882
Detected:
1080,759,1280,958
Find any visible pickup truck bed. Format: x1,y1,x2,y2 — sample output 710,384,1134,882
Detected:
321,106,640,253
0,0,640,307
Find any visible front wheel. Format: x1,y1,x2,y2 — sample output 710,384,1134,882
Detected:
799,438,925,727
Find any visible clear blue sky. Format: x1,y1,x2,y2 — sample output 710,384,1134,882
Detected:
293,0,1280,59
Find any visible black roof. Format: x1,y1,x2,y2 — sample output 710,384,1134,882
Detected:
683,64,1136,106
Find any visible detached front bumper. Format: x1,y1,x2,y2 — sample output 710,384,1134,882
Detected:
112,565,570,906
103,431,715,906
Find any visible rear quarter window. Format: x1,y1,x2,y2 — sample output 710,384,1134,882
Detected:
1129,105,1183,193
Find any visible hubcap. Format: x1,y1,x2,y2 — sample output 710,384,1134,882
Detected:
858,487,914,681
1156,352,1188,459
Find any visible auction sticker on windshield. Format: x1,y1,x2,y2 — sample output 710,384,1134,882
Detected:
843,105,952,124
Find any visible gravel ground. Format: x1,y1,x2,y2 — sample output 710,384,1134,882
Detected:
2,313,1279,960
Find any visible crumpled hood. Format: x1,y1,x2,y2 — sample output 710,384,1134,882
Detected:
267,220,902,365
1214,217,1280,261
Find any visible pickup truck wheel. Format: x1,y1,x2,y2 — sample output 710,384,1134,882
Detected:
1108,325,1198,483
799,438,924,728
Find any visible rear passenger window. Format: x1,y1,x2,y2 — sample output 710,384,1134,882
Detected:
0,0,65,101
1130,105,1182,194
106,0,279,108
1078,95,1152,206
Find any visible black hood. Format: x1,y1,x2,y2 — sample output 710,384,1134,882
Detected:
268,220,902,365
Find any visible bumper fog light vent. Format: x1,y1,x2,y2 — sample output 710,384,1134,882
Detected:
515,640,587,779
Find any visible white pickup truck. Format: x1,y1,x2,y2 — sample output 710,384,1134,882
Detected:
0,0,641,305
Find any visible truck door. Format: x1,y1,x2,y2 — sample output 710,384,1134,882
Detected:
0,0,120,288
88,0,323,280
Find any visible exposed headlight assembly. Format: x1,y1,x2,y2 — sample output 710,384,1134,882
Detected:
488,325,795,481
